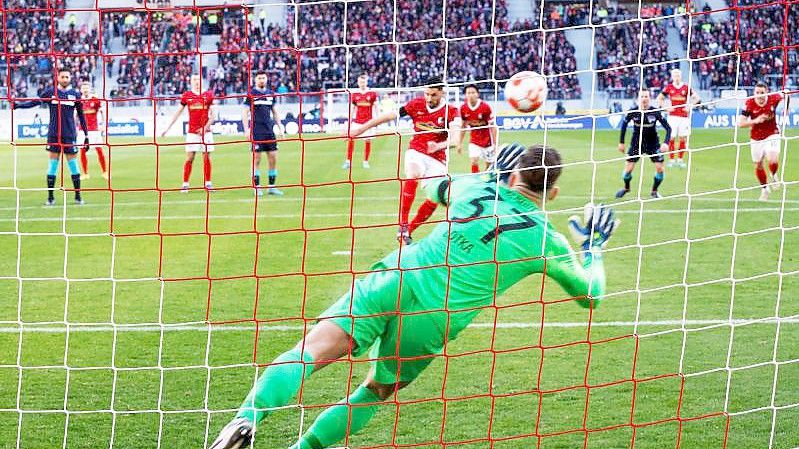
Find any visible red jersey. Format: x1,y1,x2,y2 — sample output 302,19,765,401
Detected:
744,93,782,141
401,97,459,162
180,90,214,134
459,99,494,148
80,97,102,131
660,82,692,117
351,89,377,124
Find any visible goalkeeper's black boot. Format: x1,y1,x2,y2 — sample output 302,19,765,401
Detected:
615,188,629,199
209,417,254,449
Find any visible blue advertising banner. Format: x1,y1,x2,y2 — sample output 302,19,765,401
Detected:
17,122,145,138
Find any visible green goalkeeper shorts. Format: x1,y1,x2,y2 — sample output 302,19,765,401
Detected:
319,267,474,384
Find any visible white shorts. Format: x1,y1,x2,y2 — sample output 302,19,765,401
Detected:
78,130,103,146
185,132,215,153
350,122,375,140
750,134,780,162
667,115,691,138
404,149,448,186
468,143,495,162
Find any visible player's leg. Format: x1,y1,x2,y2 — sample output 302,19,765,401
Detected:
616,157,637,198
252,146,263,196
651,160,665,199
202,132,215,189
765,137,781,188
92,132,108,179
183,149,196,192
407,153,446,236
45,148,60,206
266,145,282,195
666,115,678,166
79,134,90,180
751,141,770,201
343,137,354,169
363,137,372,168
289,308,447,449
64,146,83,204
468,143,481,173
399,151,425,244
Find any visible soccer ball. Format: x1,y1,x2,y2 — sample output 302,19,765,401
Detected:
504,71,548,113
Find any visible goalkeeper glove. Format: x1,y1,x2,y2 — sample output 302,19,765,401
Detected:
568,203,619,251
489,142,526,184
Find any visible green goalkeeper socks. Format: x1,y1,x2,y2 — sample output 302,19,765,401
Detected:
289,385,382,449
236,347,315,424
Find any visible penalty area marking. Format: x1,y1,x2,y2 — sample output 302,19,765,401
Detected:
332,250,352,255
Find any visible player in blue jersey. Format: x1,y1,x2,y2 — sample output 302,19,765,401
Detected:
14,68,89,205
243,71,285,196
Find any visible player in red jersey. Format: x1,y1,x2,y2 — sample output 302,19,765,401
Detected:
77,82,108,180
351,77,461,244
657,69,700,168
161,74,216,192
457,85,497,173
342,74,378,170
738,82,786,201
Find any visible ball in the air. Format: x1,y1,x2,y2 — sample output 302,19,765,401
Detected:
504,71,548,113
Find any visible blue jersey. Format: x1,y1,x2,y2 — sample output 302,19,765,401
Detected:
244,87,276,140
15,86,87,144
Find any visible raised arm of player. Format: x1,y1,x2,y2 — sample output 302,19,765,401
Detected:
13,86,53,109
656,90,667,109
738,109,767,128
161,104,186,137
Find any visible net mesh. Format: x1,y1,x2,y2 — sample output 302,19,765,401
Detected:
2,0,798,448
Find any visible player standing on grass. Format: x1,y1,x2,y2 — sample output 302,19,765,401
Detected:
616,89,671,199
457,84,497,173
738,82,785,201
243,70,285,197
342,74,378,170
350,77,460,244
209,144,619,449
657,68,699,168
14,68,89,206
78,81,108,181
161,73,216,192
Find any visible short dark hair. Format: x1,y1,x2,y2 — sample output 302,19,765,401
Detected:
57,67,70,74
516,145,562,193
254,70,268,77
424,76,444,90
463,84,479,94
755,81,768,90
357,73,368,79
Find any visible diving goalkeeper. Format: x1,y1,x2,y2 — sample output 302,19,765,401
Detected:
210,144,619,449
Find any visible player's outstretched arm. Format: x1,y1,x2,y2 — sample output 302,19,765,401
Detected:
75,97,88,135
161,104,186,136
349,111,397,137
547,203,619,309
618,113,631,152
656,111,671,147
13,86,52,109
738,111,766,128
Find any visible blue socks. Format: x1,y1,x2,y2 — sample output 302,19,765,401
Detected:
67,158,80,176
47,159,59,176
653,171,664,191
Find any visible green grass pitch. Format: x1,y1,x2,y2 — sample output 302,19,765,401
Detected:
0,128,797,448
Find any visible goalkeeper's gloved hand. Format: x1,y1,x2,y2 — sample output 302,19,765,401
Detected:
568,203,620,251
489,142,526,184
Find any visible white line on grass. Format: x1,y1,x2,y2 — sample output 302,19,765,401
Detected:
1,318,796,333
3,194,799,212
3,207,799,223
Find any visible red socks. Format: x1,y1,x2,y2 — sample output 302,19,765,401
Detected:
183,160,193,183
364,141,371,162
79,148,89,174
678,140,686,159
95,148,107,172
409,200,438,234
346,139,354,161
471,162,479,173
203,156,212,183
668,140,675,160
769,162,778,175
755,166,768,186
400,179,418,225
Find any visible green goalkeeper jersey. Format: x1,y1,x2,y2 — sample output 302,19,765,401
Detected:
375,174,606,322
